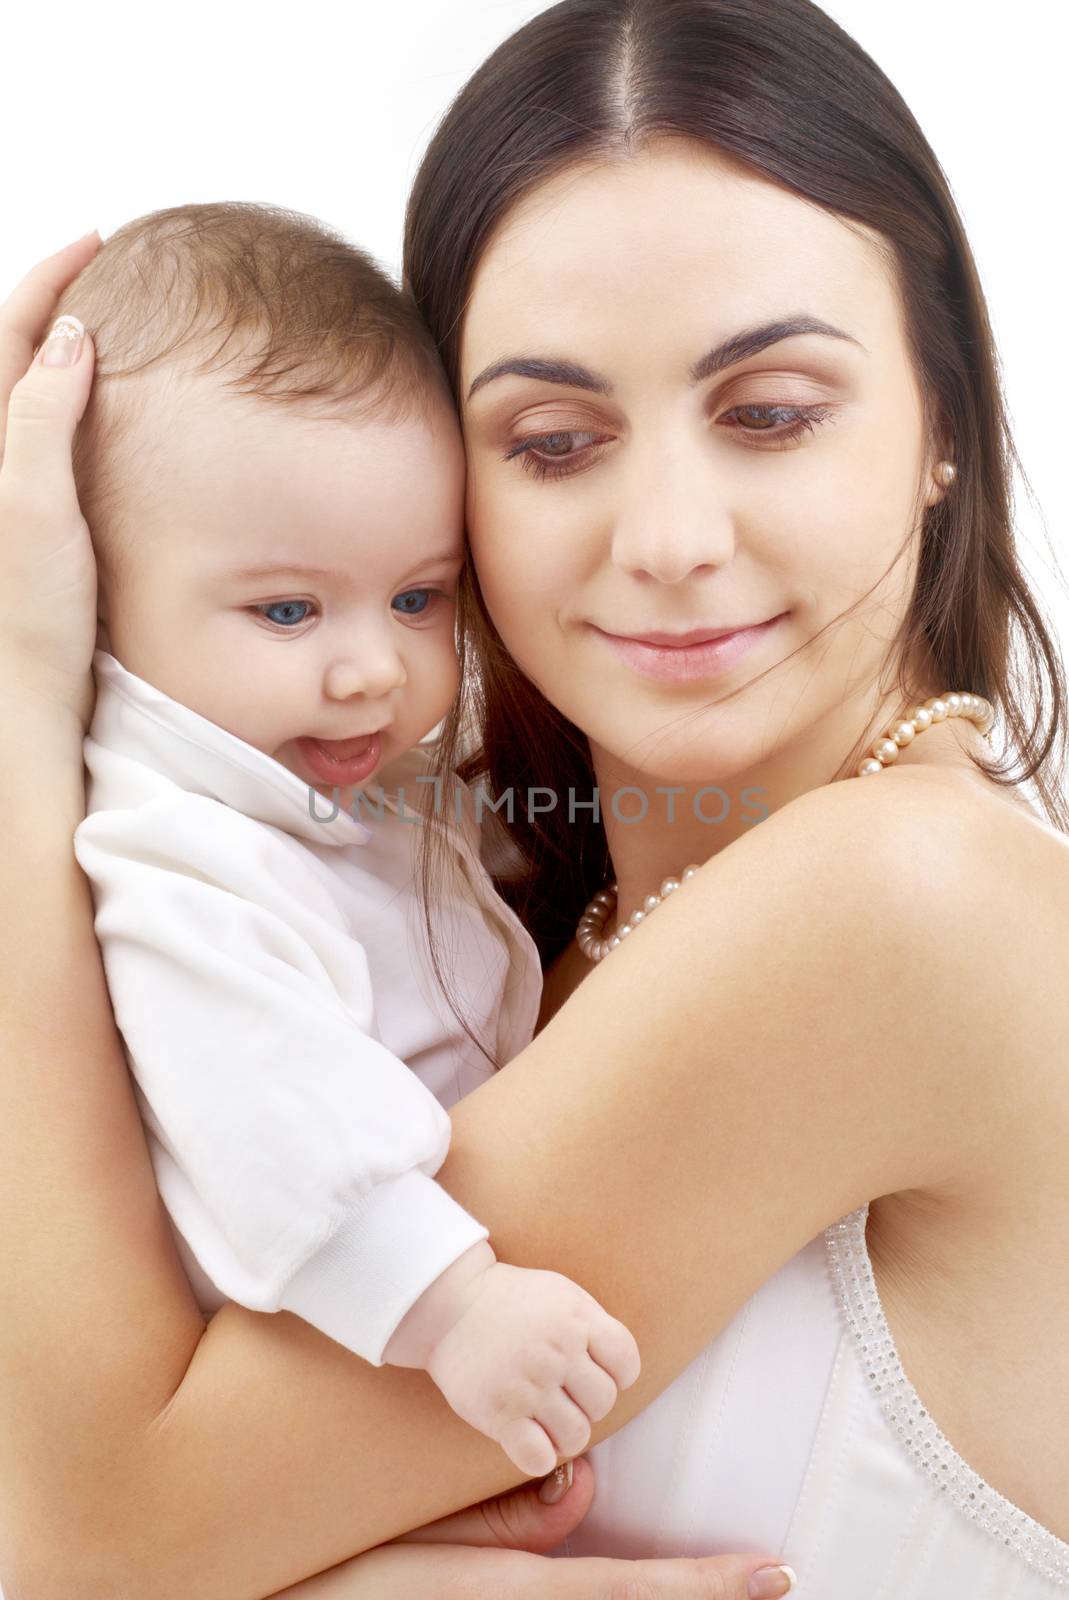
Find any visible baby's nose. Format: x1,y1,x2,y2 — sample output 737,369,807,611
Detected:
324,648,407,700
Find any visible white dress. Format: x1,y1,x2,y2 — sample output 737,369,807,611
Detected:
551,1202,1069,1596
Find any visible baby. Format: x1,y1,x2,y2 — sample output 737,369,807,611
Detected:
63,202,639,1478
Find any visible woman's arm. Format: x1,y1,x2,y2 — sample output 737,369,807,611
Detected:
0,257,1010,1600
0,255,218,1586
264,1460,796,1600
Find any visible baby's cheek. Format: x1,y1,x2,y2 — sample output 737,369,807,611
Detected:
426,628,462,713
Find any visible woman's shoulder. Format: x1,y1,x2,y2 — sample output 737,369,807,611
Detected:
686,760,1066,1202
758,762,1069,1081
764,759,1067,899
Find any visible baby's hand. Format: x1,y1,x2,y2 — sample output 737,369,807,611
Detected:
425,1261,641,1477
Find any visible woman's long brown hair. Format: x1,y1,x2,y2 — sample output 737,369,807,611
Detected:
405,0,1069,971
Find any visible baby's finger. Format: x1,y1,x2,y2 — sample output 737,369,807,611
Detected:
534,1390,591,1459
561,1353,619,1424
498,1417,558,1478
0,234,99,439
587,1315,642,1391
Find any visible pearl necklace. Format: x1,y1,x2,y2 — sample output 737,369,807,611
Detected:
577,691,994,963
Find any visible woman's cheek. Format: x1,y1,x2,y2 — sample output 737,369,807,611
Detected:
470,441,608,580
503,549,578,664
479,567,541,665
470,487,565,634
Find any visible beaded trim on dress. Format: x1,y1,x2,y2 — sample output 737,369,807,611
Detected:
824,1204,1069,1590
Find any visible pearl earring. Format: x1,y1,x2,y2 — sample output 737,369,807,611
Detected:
934,460,957,488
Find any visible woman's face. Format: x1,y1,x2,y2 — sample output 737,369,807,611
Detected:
459,138,946,788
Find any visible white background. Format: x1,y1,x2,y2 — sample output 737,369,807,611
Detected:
4,0,1067,690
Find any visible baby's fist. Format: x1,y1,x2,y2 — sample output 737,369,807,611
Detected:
425,1263,640,1477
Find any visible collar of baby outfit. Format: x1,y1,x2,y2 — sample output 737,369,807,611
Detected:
88,650,379,848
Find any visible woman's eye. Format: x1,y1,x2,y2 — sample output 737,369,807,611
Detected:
502,429,608,482
502,405,832,482
254,599,315,628
720,402,833,444
391,587,441,617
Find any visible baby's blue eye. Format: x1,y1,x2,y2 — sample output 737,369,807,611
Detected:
258,600,313,627
392,588,434,616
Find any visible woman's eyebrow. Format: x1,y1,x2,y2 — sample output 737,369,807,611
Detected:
466,315,863,401
691,316,865,382
467,356,612,400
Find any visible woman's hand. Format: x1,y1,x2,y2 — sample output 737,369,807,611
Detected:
269,1459,798,1600
0,233,100,729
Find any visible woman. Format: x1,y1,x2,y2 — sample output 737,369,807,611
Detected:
2,2,1068,1598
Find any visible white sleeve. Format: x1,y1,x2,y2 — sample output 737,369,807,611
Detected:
72,789,489,1366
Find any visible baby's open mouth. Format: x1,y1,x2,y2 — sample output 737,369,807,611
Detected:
296,733,383,787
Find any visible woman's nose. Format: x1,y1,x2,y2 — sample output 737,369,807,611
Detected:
324,641,407,701
610,445,737,584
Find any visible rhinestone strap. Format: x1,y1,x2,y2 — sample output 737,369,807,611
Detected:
824,1205,1069,1589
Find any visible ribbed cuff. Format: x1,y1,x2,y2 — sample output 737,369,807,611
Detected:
277,1170,489,1366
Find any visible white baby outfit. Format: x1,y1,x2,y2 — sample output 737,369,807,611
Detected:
72,649,542,1364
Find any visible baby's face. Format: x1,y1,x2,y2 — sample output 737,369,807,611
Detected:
99,376,466,808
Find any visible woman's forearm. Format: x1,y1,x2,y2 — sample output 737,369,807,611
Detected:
0,692,210,1591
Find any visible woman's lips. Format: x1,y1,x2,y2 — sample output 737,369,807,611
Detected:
295,732,383,787
590,614,787,683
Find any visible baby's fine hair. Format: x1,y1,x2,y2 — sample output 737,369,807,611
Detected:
57,201,451,574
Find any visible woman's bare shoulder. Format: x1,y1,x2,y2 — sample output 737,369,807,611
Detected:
757,763,1069,1102
795,762,1066,909
759,758,1068,892
688,759,1066,1201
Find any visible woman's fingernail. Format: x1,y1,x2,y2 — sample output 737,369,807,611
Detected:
747,1565,798,1599
41,315,84,368
537,1459,573,1503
